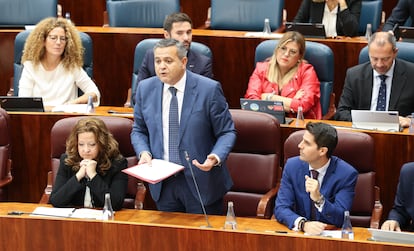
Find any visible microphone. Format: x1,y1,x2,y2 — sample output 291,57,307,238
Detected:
184,150,212,228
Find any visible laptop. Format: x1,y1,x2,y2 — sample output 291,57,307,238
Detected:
368,228,414,245
351,110,400,132
0,96,44,112
240,98,288,124
398,26,414,41
285,22,326,38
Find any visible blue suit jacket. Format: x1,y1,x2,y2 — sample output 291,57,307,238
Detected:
383,0,414,31
132,48,213,104
131,70,236,206
388,162,414,231
275,156,358,228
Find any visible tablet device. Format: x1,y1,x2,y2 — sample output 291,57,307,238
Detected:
351,110,400,132
285,22,326,38
240,98,287,124
368,228,414,245
0,96,44,112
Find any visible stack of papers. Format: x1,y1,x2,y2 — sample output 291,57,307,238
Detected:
31,206,105,220
122,159,184,184
51,104,88,113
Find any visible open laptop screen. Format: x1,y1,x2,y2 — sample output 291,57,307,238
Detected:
351,110,400,132
0,96,44,112
240,98,286,124
285,22,326,38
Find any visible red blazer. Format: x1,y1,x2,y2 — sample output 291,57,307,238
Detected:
245,61,322,119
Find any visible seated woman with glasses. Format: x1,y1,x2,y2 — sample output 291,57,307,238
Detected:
18,17,100,106
244,31,322,119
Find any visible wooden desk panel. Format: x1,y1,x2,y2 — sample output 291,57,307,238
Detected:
0,202,413,251
5,109,414,224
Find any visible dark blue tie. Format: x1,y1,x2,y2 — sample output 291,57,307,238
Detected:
376,75,388,111
168,87,180,164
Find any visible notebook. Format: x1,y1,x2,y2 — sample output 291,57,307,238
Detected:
285,22,326,38
0,96,44,112
368,228,414,245
240,98,288,124
351,110,400,132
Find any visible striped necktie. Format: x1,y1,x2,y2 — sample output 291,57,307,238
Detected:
168,87,180,164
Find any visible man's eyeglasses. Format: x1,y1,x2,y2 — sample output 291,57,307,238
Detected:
47,35,67,43
278,46,298,57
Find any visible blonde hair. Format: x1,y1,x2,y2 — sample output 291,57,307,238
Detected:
65,117,123,175
267,31,306,86
21,17,84,71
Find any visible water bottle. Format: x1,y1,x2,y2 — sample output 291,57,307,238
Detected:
86,95,95,113
102,193,114,220
365,23,372,41
341,210,354,240
263,18,272,35
409,113,414,134
65,12,72,24
295,106,305,127
134,181,146,210
223,201,237,230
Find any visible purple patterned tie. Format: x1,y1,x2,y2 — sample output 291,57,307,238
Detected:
310,169,319,220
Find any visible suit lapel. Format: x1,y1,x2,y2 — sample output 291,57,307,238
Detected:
361,63,374,109
389,60,407,110
179,71,197,140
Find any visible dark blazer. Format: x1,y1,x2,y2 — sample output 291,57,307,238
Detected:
383,0,414,31
335,59,414,121
293,0,361,37
49,154,128,211
131,70,236,206
387,162,414,232
274,156,358,229
132,48,213,104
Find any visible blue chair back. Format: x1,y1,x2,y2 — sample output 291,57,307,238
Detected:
0,0,57,27
210,0,285,31
359,0,383,35
404,16,412,27
13,30,93,96
358,42,414,64
106,0,180,27
130,38,212,104
255,40,334,116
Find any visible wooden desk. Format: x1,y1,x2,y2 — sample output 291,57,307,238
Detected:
6,109,414,223
0,202,412,250
0,27,366,108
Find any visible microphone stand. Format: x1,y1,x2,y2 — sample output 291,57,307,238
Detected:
184,151,212,228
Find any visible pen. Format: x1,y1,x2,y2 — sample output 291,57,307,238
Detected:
265,230,288,234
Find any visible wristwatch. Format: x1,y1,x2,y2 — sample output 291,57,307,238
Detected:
313,195,325,207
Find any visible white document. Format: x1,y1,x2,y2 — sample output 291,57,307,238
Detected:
51,104,88,113
244,32,283,39
31,207,75,218
31,207,104,220
122,159,184,184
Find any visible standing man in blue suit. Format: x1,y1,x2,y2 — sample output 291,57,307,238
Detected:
275,122,357,235
131,39,236,214
131,12,213,105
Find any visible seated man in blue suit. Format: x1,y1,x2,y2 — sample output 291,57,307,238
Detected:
381,162,414,232
131,12,213,105
275,122,358,235
131,39,236,214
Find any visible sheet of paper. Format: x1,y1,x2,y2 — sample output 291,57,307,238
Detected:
31,206,75,218
51,104,88,113
70,208,104,220
244,32,283,39
122,159,184,184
